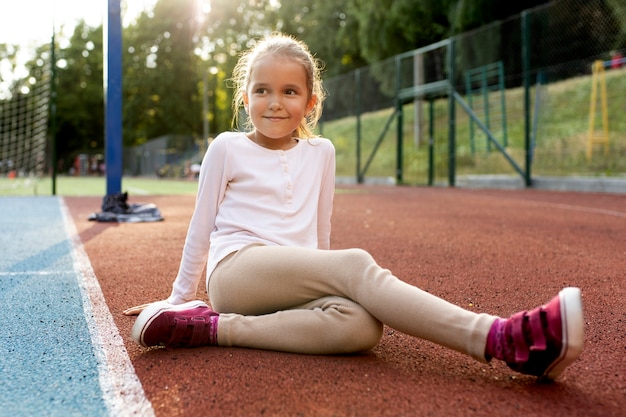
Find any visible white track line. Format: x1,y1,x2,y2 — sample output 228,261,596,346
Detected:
471,191,626,218
59,197,155,417
0,271,74,276
513,199,626,218
125,186,150,195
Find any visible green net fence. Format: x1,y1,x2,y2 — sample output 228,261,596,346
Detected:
322,0,626,185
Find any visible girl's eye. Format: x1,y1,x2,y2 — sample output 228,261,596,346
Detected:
285,89,297,95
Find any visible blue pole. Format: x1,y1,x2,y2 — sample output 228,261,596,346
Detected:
105,0,123,195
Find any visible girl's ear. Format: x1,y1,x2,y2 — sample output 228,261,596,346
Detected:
306,95,317,114
243,93,250,113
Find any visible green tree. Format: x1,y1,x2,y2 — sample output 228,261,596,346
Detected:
450,0,551,33
0,44,22,98
54,22,104,169
345,0,454,63
193,0,280,133
606,0,626,50
274,0,366,76
123,0,202,145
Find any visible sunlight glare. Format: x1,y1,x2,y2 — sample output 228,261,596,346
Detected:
0,0,157,46
195,0,212,25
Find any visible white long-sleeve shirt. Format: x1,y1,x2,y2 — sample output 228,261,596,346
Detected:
168,132,336,304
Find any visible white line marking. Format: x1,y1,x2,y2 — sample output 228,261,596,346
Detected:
0,271,75,276
471,191,626,218
59,197,155,417
125,186,150,195
516,200,626,218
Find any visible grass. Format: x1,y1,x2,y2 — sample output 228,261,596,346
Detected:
0,176,367,197
0,176,199,197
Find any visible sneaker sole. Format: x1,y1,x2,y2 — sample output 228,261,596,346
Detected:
131,300,209,347
543,287,584,379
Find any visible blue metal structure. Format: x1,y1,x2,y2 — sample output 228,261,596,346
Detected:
105,0,123,195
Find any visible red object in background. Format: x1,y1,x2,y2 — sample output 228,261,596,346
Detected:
611,51,623,69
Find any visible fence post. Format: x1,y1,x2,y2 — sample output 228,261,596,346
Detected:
355,68,363,184
414,52,424,147
50,31,58,195
447,38,456,187
522,10,532,187
396,55,403,184
428,99,434,186
396,99,403,184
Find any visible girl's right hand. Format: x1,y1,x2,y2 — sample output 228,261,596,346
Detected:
122,302,155,316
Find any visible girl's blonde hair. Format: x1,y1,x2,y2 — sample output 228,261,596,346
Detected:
231,32,325,139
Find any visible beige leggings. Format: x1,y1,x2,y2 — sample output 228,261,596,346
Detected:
208,244,497,362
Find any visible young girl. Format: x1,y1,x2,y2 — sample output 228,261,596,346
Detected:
125,32,584,380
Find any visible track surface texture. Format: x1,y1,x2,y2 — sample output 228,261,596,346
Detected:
65,186,626,417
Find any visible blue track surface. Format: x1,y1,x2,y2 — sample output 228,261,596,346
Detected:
0,197,108,416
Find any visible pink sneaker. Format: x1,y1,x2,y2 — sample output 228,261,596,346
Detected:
486,287,584,379
131,300,219,348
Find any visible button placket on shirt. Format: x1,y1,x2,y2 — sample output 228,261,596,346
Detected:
278,150,293,204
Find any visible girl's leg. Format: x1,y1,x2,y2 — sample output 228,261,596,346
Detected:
209,244,496,361
216,295,383,354
133,243,583,378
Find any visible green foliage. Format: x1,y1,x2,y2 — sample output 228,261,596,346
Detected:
347,0,453,63
193,0,278,134
274,0,367,76
53,22,105,169
607,0,626,48
123,0,202,145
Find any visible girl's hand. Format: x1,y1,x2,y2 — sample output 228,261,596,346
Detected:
123,302,155,316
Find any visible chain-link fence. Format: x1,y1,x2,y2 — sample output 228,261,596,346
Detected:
0,42,51,192
123,134,206,178
322,0,626,185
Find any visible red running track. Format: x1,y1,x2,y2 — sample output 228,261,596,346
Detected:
65,186,626,417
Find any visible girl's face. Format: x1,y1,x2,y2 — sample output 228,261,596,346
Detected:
244,55,316,150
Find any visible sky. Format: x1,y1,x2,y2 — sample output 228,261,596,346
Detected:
0,0,156,47
0,0,156,96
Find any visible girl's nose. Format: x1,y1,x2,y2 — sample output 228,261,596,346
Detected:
269,96,282,110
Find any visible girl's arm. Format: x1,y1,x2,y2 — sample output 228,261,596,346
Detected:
168,137,229,304
317,140,336,250
124,136,229,315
